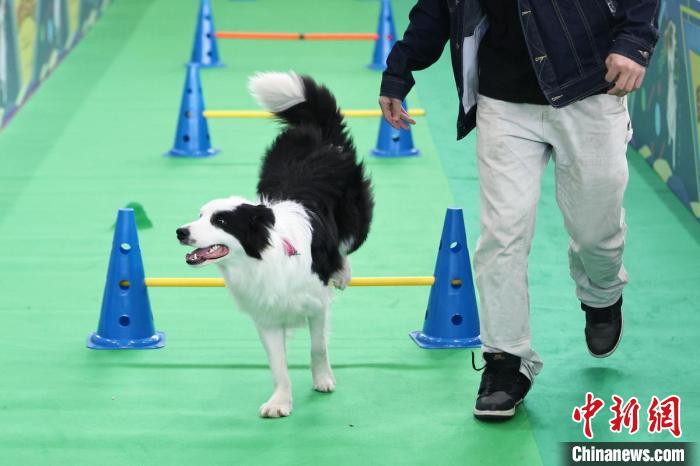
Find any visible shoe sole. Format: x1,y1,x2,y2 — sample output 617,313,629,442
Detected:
588,310,624,359
473,399,523,420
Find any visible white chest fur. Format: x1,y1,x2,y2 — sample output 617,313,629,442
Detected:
217,200,334,327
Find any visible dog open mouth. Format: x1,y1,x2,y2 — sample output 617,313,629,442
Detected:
185,245,230,265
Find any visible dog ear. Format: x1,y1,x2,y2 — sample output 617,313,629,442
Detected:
212,204,276,260
249,204,275,227
240,205,275,259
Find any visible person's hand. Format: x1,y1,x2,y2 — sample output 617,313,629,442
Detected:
605,53,647,97
378,96,416,130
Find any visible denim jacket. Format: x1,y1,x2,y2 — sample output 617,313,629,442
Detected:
380,0,659,139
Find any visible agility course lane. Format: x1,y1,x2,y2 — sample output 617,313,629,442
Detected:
407,2,700,461
0,1,543,465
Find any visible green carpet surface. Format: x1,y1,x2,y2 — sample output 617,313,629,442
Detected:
0,1,697,465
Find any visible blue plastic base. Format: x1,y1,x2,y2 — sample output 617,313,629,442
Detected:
166,148,220,158
371,147,420,158
409,331,481,349
87,331,166,350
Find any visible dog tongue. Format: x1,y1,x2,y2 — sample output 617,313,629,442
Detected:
185,245,229,265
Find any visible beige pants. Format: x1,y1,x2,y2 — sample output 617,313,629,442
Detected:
473,94,632,382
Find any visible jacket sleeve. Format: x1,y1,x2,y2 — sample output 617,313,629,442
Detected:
609,0,660,67
380,0,450,100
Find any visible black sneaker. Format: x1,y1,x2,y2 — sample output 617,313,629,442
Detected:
473,352,531,420
582,296,623,358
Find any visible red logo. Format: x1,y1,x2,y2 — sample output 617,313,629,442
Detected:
572,392,605,439
609,395,640,434
572,393,682,439
648,395,682,438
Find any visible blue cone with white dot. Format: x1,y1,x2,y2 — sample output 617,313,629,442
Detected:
410,207,481,349
368,0,397,71
371,100,419,157
167,64,219,158
87,208,165,349
189,0,224,67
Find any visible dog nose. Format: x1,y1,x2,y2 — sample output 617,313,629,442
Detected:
176,227,190,241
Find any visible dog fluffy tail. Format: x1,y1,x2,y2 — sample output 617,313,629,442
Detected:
248,71,345,140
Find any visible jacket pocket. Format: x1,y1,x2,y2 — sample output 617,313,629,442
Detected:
573,0,605,65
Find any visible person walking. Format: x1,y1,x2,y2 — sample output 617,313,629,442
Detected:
378,0,658,420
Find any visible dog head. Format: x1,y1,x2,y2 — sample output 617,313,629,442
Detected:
176,196,275,266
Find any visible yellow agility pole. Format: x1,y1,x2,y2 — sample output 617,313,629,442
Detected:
142,278,226,287
135,276,454,288
348,276,436,287
203,109,426,119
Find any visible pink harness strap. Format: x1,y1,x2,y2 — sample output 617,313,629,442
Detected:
282,238,299,257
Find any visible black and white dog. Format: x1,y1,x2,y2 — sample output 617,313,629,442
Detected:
176,72,373,418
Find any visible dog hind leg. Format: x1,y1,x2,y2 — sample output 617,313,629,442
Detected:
330,255,352,290
256,325,293,418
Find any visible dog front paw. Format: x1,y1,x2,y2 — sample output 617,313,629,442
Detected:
260,397,293,418
313,371,336,393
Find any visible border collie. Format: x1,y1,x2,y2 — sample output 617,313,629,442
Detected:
176,72,373,418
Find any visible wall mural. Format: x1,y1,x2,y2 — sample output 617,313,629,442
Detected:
0,0,111,129
629,0,700,220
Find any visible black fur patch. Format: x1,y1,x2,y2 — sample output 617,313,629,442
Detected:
256,75,374,284
211,204,275,259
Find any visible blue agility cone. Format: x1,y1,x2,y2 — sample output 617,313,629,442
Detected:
371,100,419,157
410,207,481,349
368,0,397,70
167,64,219,158
87,208,165,350
189,0,224,67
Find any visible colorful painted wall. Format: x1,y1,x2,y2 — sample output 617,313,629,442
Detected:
0,0,111,129
629,0,700,220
